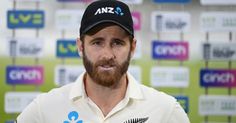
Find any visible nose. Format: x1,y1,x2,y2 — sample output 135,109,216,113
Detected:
100,44,115,60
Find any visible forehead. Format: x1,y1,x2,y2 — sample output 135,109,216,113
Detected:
84,23,130,37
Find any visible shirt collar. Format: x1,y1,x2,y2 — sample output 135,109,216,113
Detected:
69,72,144,102
125,72,144,100
69,72,87,101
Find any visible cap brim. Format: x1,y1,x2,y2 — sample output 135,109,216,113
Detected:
81,20,133,36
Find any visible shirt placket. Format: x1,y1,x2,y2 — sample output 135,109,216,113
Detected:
86,96,130,123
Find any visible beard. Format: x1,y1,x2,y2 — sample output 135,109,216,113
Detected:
82,50,131,88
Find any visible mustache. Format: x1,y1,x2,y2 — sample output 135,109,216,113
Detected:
95,59,117,67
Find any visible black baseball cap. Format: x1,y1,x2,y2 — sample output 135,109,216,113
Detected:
80,0,134,37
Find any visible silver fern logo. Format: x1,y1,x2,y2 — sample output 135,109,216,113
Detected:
123,117,149,123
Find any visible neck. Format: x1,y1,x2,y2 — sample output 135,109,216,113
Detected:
84,73,128,117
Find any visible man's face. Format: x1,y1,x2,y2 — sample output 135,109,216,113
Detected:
79,23,136,87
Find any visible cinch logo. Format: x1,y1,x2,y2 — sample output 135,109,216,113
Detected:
203,72,234,83
94,7,124,16
6,66,44,85
200,69,236,87
152,41,188,60
7,10,44,29
56,40,80,58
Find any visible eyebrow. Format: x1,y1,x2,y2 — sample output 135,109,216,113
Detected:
90,37,104,41
89,37,127,42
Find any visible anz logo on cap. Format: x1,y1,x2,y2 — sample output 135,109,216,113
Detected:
94,7,124,16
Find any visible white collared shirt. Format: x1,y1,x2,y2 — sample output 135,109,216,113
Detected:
17,72,190,123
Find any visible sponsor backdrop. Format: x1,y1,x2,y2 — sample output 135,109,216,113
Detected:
0,0,236,123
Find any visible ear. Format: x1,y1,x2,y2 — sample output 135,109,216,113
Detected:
76,37,83,57
130,38,137,58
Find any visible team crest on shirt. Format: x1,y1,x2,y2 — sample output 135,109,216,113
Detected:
63,111,83,123
123,117,149,123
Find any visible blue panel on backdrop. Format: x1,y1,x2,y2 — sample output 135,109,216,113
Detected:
153,0,190,3
174,96,189,113
5,120,15,123
56,39,80,58
7,10,44,29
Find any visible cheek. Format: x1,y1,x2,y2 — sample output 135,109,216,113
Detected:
85,49,106,64
115,49,131,60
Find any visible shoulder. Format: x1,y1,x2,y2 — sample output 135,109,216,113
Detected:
16,83,76,123
136,84,181,121
139,84,177,109
138,85,190,123
36,83,74,104
141,85,176,101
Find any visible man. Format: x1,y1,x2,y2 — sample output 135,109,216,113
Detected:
17,0,190,123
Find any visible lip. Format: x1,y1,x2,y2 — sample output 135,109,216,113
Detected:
98,65,115,71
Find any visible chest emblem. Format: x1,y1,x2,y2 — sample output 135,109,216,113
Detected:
63,111,83,123
123,117,149,123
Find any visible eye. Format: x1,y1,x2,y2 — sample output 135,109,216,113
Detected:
112,40,125,47
91,40,102,46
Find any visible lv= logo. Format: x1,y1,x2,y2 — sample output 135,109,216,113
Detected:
59,43,77,54
7,10,44,28
9,14,43,24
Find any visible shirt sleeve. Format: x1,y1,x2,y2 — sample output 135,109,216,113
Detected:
16,97,43,123
167,102,190,123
